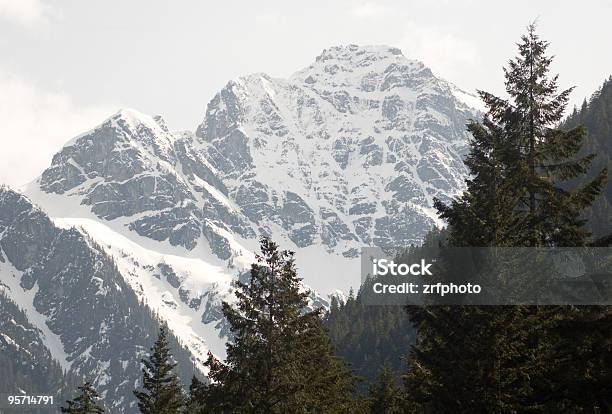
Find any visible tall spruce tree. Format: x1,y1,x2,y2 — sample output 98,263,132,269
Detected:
61,381,105,414
501,26,605,247
202,237,358,413
367,364,403,414
405,24,608,413
436,24,606,248
134,325,185,414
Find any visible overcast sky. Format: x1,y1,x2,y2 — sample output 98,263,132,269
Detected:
1,0,611,187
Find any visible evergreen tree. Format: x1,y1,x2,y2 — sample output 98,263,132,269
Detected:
558,77,612,411
436,24,606,248
61,381,105,414
185,375,208,414
203,237,358,413
134,325,185,414
564,76,612,238
545,306,612,411
406,24,608,413
367,364,403,414
325,279,416,393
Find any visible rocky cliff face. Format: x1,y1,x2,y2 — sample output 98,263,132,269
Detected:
0,290,81,412
38,109,254,259
0,187,199,412
195,45,476,256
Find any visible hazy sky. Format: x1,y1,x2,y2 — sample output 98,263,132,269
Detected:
1,0,611,187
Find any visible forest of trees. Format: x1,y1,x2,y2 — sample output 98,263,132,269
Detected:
60,25,612,413
565,75,612,238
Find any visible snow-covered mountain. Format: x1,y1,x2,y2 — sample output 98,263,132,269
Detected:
28,44,478,291
196,45,475,263
0,44,480,411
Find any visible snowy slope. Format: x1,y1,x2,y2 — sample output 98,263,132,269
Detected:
195,44,478,265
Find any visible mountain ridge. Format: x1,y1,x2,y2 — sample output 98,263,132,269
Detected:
19,43,480,375
2,43,481,412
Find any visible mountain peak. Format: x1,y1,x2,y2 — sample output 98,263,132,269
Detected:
316,44,406,62
111,108,167,133
291,44,427,86
59,108,171,150
312,44,425,69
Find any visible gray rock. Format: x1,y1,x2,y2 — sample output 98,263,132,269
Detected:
0,188,200,413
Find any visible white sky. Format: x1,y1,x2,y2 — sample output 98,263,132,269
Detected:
1,0,611,187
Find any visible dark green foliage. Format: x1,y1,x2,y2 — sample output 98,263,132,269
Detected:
404,231,545,412
202,237,359,413
61,382,105,413
367,364,403,414
134,325,185,413
436,25,606,248
325,293,415,393
324,234,448,392
544,306,612,411
406,24,610,413
564,76,612,238
405,305,545,412
185,375,208,414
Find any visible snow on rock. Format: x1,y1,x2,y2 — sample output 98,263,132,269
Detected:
194,44,479,281
0,187,201,413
